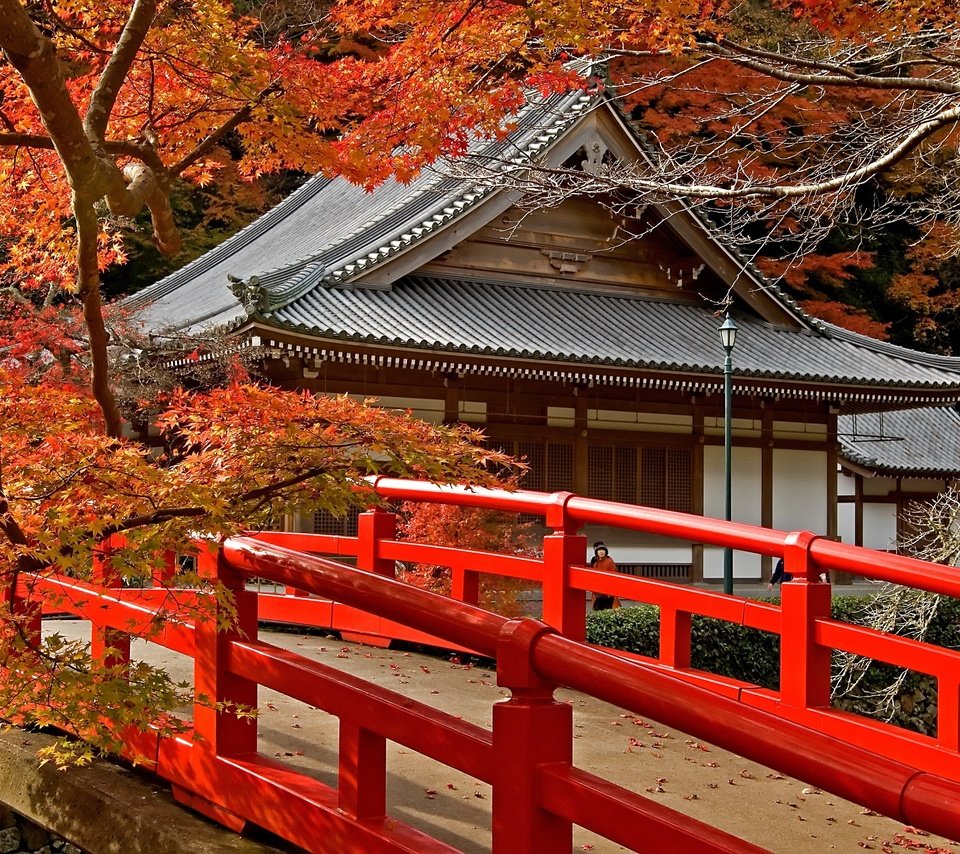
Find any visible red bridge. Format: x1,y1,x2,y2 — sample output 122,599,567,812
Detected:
16,478,960,851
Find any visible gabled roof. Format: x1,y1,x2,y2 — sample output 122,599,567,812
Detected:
128,87,806,334
127,89,600,331
127,84,960,406
839,407,960,477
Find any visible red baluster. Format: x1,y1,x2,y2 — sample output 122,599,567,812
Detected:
451,564,480,605
541,492,588,641
660,604,692,669
779,531,832,709
357,508,397,577
338,722,387,820
492,619,572,853
90,534,131,671
152,549,177,586
192,542,258,756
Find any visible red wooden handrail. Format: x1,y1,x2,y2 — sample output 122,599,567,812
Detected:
223,537,960,840
19,480,960,849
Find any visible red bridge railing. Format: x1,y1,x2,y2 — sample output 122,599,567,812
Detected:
19,478,960,850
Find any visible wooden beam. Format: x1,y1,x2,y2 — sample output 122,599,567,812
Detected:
691,395,704,583
574,389,588,495
761,406,773,583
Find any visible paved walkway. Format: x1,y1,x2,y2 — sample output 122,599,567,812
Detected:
42,618,955,853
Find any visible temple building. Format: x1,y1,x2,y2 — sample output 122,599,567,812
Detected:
128,89,960,583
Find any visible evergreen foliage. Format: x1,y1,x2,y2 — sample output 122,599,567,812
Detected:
586,594,960,736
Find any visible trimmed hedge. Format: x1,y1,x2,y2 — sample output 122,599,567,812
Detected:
586,594,960,736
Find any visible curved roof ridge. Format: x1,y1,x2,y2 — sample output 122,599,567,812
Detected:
259,89,596,314
124,175,331,311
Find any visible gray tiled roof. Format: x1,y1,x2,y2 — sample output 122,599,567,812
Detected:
262,274,960,394
127,88,598,333
125,82,960,402
839,407,960,476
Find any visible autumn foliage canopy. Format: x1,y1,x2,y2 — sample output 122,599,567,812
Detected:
0,0,958,755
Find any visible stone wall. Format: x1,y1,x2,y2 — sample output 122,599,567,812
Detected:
0,806,81,854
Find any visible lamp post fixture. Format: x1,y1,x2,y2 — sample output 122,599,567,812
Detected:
718,313,739,595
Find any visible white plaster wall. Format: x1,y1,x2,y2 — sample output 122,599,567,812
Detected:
702,446,762,580
838,502,897,549
838,471,857,497
863,503,898,551
773,449,828,534
838,503,856,546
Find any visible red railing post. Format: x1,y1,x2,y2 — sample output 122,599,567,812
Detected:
357,509,397,577
492,619,572,853
659,604,692,669
9,574,42,662
451,564,480,605
90,535,131,671
937,677,960,751
192,542,258,756
779,531,832,709
541,493,587,642
153,550,178,586
338,722,387,820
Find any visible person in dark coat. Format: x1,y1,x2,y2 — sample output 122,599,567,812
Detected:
590,541,620,610
768,558,793,591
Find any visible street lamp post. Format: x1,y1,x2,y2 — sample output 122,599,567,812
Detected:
718,313,739,595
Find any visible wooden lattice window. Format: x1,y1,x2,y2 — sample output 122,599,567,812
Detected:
614,446,638,504
641,447,692,512
501,440,573,493
665,448,693,512
312,507,360,536
545,442,574,492
517,441,546,491
588,445,614,500
588,445,638,503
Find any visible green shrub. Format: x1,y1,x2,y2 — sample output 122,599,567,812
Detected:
585,593,960,736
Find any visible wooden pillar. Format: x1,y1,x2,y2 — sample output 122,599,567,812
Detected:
573,388,588,496
760,405,774,583
895,476,904,543
443,375,459,424
826,409,839,543
854,474,864,548
826,409,848,584
691,395,704,583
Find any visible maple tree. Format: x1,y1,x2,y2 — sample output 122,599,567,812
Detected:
0,358,519,760
396,491,539,617
1,0,959,759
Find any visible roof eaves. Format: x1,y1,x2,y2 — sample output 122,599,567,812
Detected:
123,175,330,312
234,314,960,390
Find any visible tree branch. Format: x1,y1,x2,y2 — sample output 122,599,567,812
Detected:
84,0,159,143
460,102,960,203
0,134,166,173
705,38,960,96
0,0,119,200
169,84,279,178
74,196,123,438
97,465,335,539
